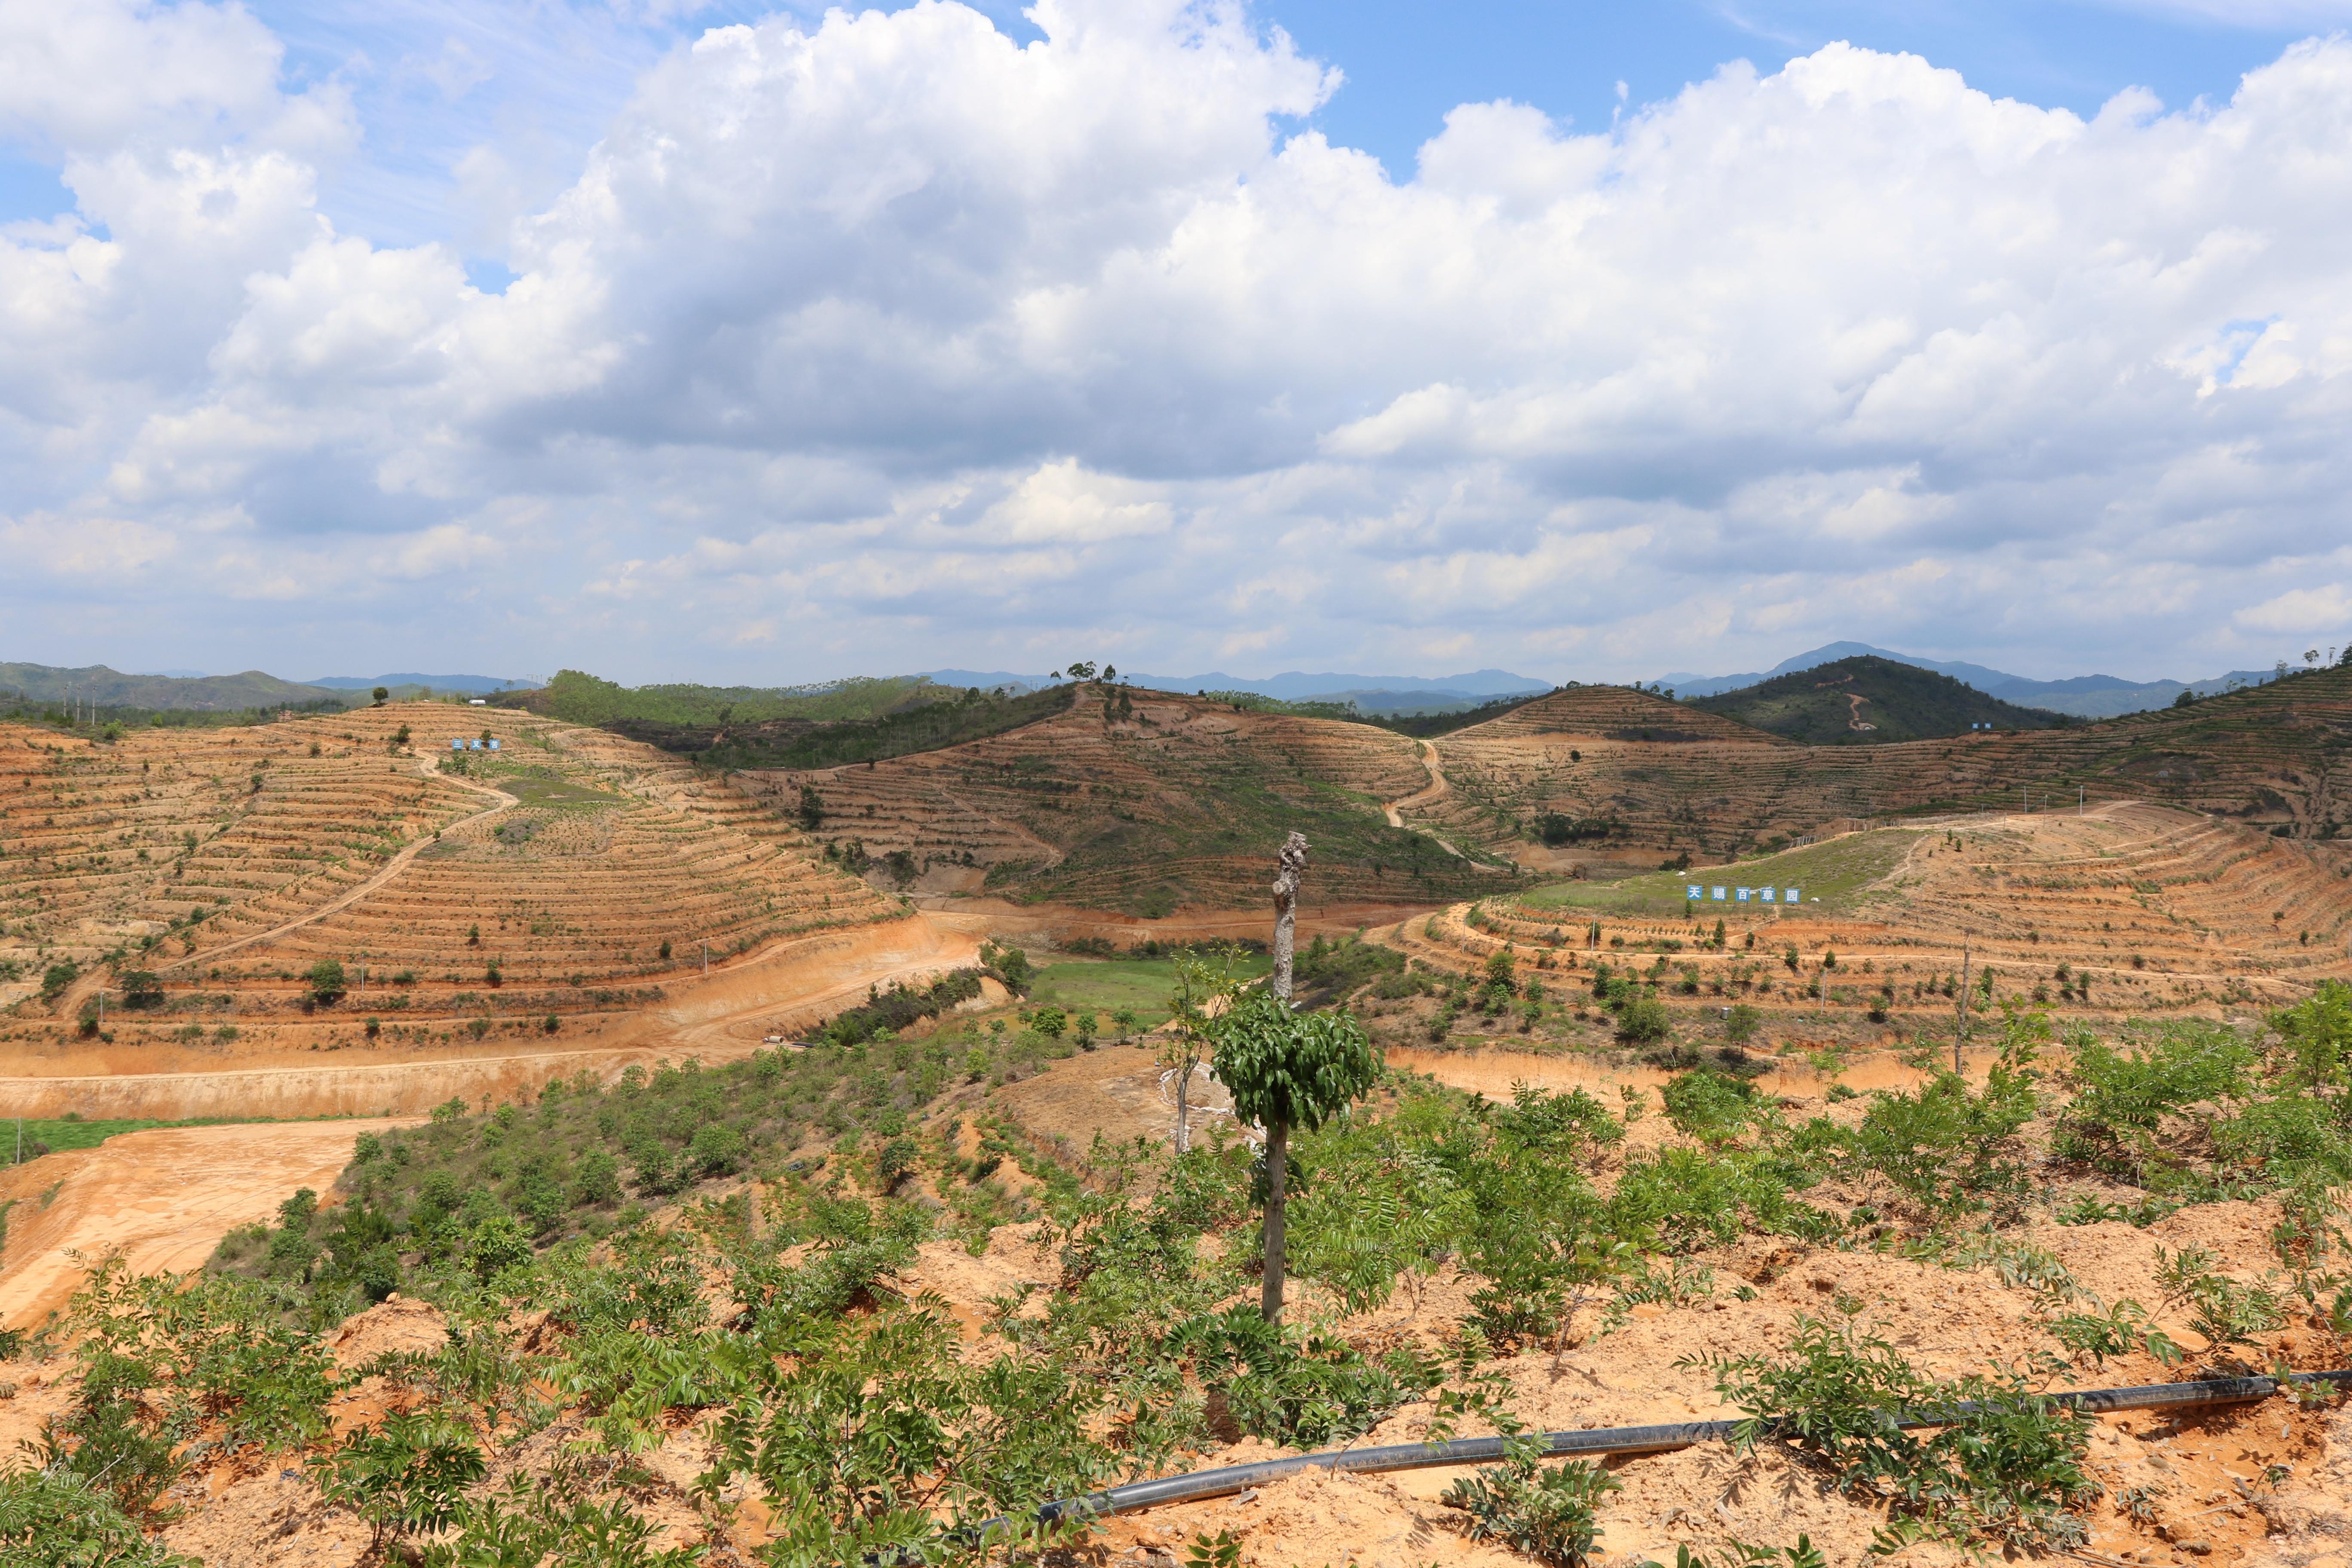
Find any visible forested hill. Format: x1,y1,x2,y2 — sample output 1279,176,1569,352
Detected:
0,662,349,712
1688,655,2070,744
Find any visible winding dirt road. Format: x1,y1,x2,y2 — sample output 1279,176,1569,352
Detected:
1381,740,1470,859
51,761,515,1021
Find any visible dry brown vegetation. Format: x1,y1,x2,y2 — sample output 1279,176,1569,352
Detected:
1383,807,2352,1055
1417,668,2352,876
740,685,1515,914
0,704,911,1087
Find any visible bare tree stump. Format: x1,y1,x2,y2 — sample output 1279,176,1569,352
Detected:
1271,831,1308,1001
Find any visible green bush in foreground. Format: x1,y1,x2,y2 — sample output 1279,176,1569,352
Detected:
1444,1454,1619,1566
0,1468,196,1568
1692,1315,2099,1553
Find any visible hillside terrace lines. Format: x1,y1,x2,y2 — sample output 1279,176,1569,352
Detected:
208,707,902,1003
0,705,906,1036
1383,806,2350,1023
0,723,482,995
738,687,1503,911
1423,669,2352,870
1886,808,2352,995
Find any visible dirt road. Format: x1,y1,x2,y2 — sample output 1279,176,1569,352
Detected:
49,761,516,1023
0,1118,418,1328
161,763,515,975
1383,739,1449,827
1380,739,1472,860
0,913,977,1119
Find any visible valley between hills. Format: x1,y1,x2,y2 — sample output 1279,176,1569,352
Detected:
2,668,2349,1568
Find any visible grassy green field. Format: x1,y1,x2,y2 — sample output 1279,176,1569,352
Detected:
1520,829,1924,919
1025,953,1272,1027
500,772,626,808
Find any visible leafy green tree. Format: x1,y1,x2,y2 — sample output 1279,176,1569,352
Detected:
371,686,389,706
1030,1006,1067,1039
308,958,346,1002
119,971,163,1009
1211,990,1381,1321
1164,947,1246,1154
876,1136,919,1192
1616,996,1670,1044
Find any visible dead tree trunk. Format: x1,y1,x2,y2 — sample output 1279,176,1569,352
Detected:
1272,831,1308,1001
1262,831,1307,1323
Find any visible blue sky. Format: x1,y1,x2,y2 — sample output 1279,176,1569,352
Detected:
3,0,2350,686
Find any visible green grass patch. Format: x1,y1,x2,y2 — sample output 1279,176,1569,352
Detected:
1520,829,1924,919
497,773,626,809
1027,954,1272,1027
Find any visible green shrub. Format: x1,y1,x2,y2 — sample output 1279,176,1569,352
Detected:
2056,1023,2252,1178
687,1121,746,1176
1443,1454,1618,1565
1611,1146,1815,1252
2271,980,2352,1092
2153,1245,2285,1348
1616,996,1670,1044
1660,1070,1760,1142
0,1468,196,1568
307,959,346,1001
1694,1315,2098,1552
1837,1023,2042,1218
311,1410,486,1552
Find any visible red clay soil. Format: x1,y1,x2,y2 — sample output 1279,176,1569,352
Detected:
0,1118,419,1329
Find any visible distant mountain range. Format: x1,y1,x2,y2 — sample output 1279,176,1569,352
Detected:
0,663,346,712
0,662,544,712
921,667,1549,716
1657,642,2281,717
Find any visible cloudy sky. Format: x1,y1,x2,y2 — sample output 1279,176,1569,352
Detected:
3,0,2349,687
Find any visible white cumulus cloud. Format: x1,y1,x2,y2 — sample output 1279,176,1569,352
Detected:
2,0,2351,683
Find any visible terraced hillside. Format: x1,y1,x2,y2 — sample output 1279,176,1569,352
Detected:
1383,805,2352,1045
0,704,906,1057
741,685,1518,915
1418,666,2352,873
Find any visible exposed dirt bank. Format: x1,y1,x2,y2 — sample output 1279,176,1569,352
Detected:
0,913,973,1120
0,1118,417,1327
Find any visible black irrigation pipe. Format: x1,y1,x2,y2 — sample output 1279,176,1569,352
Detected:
1000,1368,2352,1531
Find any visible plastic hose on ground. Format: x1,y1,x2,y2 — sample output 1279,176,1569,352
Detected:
1022,1367,2352,1527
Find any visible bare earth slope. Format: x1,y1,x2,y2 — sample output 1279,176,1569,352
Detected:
1422,667,2352,873
1387,804,2352,1034
740,685,1516,915
0,704,952,1115
0,1118,416,1326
